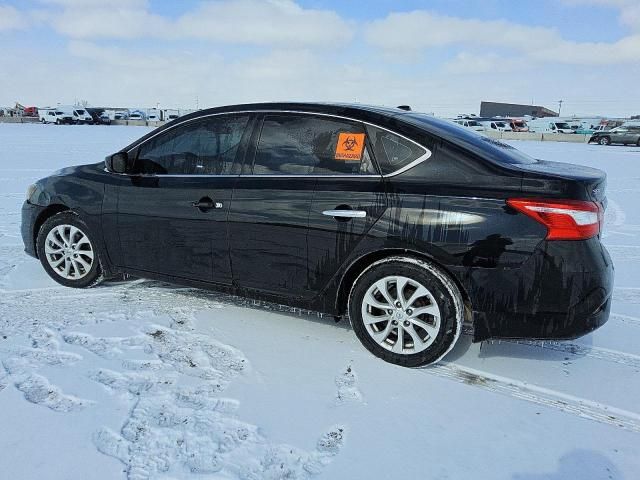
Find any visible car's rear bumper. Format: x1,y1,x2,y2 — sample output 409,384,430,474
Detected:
468,237,614,341
21,200,44,258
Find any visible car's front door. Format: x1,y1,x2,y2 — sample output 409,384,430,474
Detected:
115,114,252,283
228,113,382,298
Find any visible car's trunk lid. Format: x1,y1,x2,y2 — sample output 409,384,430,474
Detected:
512,159,607,203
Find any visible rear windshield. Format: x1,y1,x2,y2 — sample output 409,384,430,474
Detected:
404,113,537,165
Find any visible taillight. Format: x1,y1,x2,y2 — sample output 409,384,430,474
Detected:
507,198,602,240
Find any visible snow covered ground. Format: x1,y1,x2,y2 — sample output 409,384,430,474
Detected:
1,123,639,479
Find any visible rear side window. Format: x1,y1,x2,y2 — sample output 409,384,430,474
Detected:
135,114,249,175
365,125,427,175
249,114,377,175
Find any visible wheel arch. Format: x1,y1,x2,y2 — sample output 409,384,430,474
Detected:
32,204,72,257
335,248,472,323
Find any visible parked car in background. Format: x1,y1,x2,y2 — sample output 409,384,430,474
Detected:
527,118,574,134
508,119,528,132
129,111,145,121
453,119,484,132
48,110,74,125
39,109,58,124
589,125,640,146
114,111,129,120
72,108,93,124
21,102,612,367
147,109,161,121
98,113,112,125
480,120,512,132
163,109,180,121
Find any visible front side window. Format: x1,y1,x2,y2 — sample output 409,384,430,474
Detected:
365,125,428,175
135,115,249,175
250,114,377,175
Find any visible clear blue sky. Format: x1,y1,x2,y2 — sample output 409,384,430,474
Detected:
1,0,638,117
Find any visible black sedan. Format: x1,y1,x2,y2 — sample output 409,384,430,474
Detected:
21,103,613,367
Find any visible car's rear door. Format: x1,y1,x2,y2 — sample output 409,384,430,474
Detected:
308,123,430,293
228,112,383,298
115,113,253,283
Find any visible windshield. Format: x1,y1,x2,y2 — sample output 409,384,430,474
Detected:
75,109,85,115
55,111,63,115
555,122,571,129
495,122,507,128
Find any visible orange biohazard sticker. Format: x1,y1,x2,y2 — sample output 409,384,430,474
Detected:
335,133,365,161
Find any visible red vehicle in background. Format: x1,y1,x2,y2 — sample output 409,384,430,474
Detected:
23,106,39,117
508,118,529,132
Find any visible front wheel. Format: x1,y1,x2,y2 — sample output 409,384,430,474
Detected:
599,136,611,145
348,257,463,367
36,212,104,288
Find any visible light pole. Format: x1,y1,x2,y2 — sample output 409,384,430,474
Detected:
558,99,563,117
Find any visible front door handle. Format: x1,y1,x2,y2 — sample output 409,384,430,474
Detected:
322,209,367,219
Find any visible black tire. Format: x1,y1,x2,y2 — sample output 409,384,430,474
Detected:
599,136,611,145
36,211,104,288
55,119,60,125
636,138,640,147
348,256,463,367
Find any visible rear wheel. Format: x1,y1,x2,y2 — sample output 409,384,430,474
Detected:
599,136,611,145
348,257,463,367
36,212,104,288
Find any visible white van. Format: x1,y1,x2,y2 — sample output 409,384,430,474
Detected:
39,109,58,124
527,118,574,134
480,120,512,132
163,109,180,121
72,108,93,124
146,109,161,121
453,119,485,132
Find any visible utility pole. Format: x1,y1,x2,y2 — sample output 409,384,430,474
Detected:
558,99,563,117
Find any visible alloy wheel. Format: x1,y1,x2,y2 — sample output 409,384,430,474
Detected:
44,224,94,279
361,275,441,354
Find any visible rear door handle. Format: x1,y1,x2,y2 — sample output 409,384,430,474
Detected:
322,209,367,219
192,197,223,211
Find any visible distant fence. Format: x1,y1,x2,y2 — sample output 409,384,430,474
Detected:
111,120,166,127
484,130,591,143
0,117,594,143
0,116,40,124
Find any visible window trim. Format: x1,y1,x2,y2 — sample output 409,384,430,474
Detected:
113,110,431,179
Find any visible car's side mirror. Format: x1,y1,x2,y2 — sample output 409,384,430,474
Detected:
105,152,131,174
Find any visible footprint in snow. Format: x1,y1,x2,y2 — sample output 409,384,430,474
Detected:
335,364,363,405
15,374,89,412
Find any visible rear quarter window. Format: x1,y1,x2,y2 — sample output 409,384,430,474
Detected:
365,125,428,175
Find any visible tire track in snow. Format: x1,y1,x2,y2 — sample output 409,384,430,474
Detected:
613,287,640,304
502,339,640,369
610,312,640,327
429,363,640,434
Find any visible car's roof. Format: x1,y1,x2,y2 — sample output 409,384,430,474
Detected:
124,102,539,167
